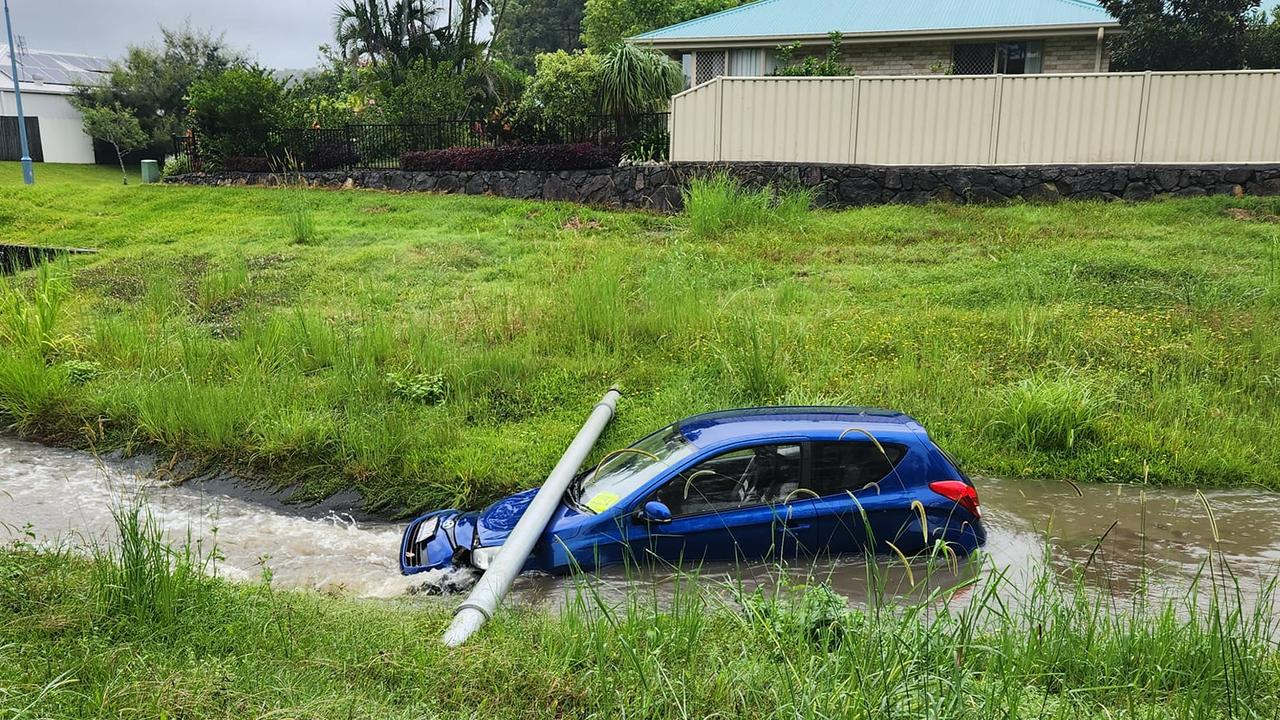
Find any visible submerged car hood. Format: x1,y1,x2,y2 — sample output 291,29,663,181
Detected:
475,488,538,546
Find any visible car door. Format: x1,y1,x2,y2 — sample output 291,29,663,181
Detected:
627,442,817,565
807,440,913,556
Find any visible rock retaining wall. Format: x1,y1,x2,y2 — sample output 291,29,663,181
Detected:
167,163,1280,212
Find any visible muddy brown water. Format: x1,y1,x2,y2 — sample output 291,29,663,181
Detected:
2,436,1278,612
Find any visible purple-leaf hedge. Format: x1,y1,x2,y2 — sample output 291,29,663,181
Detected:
401,143,620,172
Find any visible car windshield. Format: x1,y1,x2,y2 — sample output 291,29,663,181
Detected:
575,424,696,515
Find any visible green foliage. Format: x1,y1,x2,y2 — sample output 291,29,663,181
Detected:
599,43,683,115
993,368,1112,452
187,66,285,158
71,25,240,146
0,258,69,357
278,51,367,128
683,172,815,238
491,0,586,72
80,104,148,184
4,163,1280,511
1101,0,1263,70
90,503,213,626
519,49,604,125
375,57,472,123
581,0,744,52
161,153,193,177
2,540,1279,717
386,370,448,404
772,32,855,76
1245,6,1280,68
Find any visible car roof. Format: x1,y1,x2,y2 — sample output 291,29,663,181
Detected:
676,406,927,449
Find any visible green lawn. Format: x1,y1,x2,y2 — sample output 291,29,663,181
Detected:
2,541,1277,719
2,163,1280,719
1,162,1279,514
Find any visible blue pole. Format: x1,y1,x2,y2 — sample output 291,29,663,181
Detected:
4,0,34,185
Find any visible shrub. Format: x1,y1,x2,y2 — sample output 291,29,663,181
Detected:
376,58,471,125
222,155,273,172
161,153,193,177
298,135,358,170
401,143,620,171
187,66,284,158
519,50,604,128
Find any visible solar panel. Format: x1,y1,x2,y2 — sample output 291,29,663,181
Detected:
2,49,111,86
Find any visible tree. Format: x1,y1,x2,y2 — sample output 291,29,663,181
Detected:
187,67,285,159
74,26,239,150
519,49,603,126
80,105,147,184
334,0,441,68
1100,0,1261,70
599,43,682,115
581,0,743,52
491,0,585,72
1245,7,1280,68
376,57,471,122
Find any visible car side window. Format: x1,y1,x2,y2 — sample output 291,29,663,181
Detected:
809,441,905,497
653,444,802,518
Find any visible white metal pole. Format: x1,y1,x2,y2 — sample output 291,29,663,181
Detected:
442,387,621,647
3,0,33,185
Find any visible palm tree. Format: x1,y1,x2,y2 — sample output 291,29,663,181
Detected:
333,0,439,68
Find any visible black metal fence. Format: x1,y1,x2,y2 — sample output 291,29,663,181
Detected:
173,113,669,171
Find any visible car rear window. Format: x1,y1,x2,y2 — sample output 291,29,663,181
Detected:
808,441,906,497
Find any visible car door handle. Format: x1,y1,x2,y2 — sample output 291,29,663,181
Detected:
783,520,810,531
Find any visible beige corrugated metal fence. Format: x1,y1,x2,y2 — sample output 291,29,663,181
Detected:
669,70,1280,164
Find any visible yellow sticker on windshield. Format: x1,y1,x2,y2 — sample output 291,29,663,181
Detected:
586,491,621,514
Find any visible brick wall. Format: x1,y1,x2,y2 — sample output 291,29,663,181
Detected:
1042,35,1110,73
785,34,1109,76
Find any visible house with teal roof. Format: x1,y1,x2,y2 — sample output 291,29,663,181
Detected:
630,0,1120,84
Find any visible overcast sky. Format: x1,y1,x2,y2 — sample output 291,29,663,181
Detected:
7,0,338,69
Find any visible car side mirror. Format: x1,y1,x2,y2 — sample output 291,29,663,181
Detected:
636,500,672,524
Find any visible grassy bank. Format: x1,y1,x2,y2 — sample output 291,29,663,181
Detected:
1,507,1277,719
1,163,1279,513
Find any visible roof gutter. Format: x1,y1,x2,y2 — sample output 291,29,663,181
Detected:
629,22,1122,50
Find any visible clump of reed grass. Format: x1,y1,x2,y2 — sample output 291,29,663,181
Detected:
278,153,318,245
992,368,1111,452
718,316,790,402
90,501,214,625
683,172,815,238
196,255,250,314
0,257,69,355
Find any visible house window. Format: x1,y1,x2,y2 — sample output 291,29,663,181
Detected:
951,41,1044,75
694,50,727,84
728,48,764,76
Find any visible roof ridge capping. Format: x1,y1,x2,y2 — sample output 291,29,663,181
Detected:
631,0,787,41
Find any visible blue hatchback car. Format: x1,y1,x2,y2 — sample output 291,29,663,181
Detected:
400,407,985,575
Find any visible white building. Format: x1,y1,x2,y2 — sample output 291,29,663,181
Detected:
0,46,110,164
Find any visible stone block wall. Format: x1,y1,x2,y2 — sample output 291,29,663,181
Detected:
167,163,1280,212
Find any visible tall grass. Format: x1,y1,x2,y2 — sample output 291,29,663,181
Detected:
992,368,1112,452
684,172,815,238
90,501,213,625
0,257,68,355
196,255,250,314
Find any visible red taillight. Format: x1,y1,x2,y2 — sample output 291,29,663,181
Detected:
929,480,981,519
